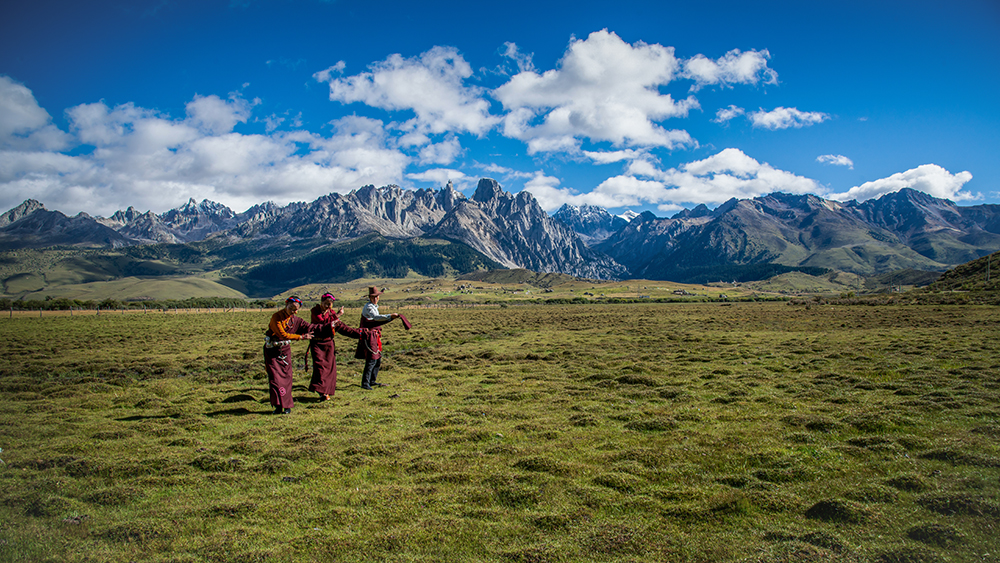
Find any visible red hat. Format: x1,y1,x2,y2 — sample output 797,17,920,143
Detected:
368,286,382,297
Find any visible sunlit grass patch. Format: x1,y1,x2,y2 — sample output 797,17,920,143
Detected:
1,303,999,561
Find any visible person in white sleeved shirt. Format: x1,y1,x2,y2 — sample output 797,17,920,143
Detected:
354,286,399,389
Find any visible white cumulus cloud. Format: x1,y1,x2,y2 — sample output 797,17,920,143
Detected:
582,149,646,164
405,168,467,186
519,149,822,212
417,136,462,165
0,75,72,151
588,148,822,209
683,49,778,91
478,163,534,182
314,46,499,138
493,29,698,153
0,82,411,216
828,164,974,202
500,42,535,73
521,171,628,212
186,94,254,135
713,105,745,124
817,154,854,169
749,106,829,130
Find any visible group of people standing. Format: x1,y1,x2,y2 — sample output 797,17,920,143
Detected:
263,286,402,414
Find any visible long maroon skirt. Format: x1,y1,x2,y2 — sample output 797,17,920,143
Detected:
308,338,338,396
264,344,295,408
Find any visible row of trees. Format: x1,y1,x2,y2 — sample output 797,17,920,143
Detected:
0,296,278,311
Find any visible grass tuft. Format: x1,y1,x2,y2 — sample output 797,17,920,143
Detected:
917,493,1000,517
906,522,966,547
804,499,874,523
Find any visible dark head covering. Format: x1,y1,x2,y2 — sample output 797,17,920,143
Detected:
321,292,336,302
285,295,302,305
368,286,382,297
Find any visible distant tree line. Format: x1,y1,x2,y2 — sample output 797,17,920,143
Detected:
0,296,275,311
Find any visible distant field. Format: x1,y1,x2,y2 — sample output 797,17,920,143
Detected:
15,276,249,302
282,276,751,306
0,302,997,562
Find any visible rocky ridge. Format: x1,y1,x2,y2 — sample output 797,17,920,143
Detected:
594,189,1000,281
428,179,627,279
1,178,626,280
0,202,130,250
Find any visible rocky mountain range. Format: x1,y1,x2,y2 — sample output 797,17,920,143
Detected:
0,200,131,249
0,179,626,280
595,189,1000,282
428,180,627,279
227,182,463,240
96,198,240,244
3,180,1000,284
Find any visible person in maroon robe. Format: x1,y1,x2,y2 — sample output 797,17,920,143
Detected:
264,296,332,414
307,293,345,401
355,286,400,390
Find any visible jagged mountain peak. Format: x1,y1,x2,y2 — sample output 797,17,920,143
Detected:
850,187,963,236
0,199,46,228
880,187,947,206
241,200,282,216
355,183,393,194
672,204,712,219
715,198,740,216
430,180,626,279
168,198,235,219
473,178,506,203
108,206,148,224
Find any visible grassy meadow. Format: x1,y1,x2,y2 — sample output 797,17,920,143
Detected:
0,302,998,562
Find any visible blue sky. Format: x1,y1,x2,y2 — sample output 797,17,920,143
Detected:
1,0,998,218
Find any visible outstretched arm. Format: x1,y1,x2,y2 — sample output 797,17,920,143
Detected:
332,320,371,340
271,313,312,340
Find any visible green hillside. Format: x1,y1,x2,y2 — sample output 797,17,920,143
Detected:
0,235,502,301
18,276,249,302
924,251,1000,292
743,272,856,294
241,235,501,296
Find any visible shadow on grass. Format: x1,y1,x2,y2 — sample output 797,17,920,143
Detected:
205,407,267,417
221,394,258,403
116,413,182,421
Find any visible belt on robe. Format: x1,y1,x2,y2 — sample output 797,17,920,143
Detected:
264,336,292,348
